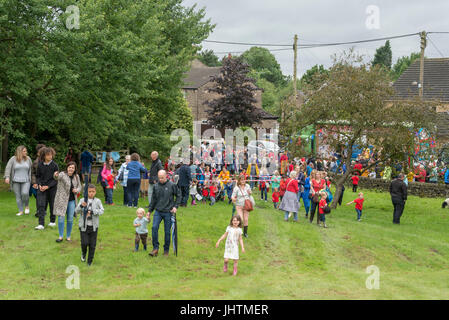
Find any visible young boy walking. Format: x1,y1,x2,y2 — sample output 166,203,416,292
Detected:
75,184,104,266
347,192,365,221
133,208,150,251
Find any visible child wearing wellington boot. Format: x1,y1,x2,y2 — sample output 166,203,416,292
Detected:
216,215,245,276
133,208,150,251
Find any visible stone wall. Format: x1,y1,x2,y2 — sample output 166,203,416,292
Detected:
331,174,449,198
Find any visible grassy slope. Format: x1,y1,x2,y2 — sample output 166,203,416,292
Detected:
0,180,448,300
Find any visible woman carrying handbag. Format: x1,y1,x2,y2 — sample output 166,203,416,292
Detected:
231,174,254,238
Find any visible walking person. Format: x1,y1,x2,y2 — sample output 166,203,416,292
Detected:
80,149,94,183
126,153,147,208
215,215,245,276
148,170,181,257
389,173,407,225
35,147,59,230
302,172,311,218
133,208,150,252
231,174,253,238
54,162,81,242
246,159,259,190
351,174,359,193
258,168,270,202
4,145,33,216
75,184,104,266
279,171,300,222
147,151,163,206
177,161,192,207
347,192,365,222
100,157,115,203
31,144,46,216
309,170,325,225
116,155,131,206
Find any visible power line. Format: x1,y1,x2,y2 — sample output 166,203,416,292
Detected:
427,35,446,58
204,32,421,49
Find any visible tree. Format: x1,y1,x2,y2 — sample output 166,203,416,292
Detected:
372,40,393,70
0,0,213,164
241,47,287,86
197,49,221,67
296,50,437,209
206,56,263,129
300,65,329,89
390,52,421,81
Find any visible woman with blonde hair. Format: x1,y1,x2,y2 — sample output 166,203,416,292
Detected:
4,145,33,216
231,174,253,238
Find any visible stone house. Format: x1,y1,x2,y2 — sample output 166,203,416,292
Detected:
182,59,279,140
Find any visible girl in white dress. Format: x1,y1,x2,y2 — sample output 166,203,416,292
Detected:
216,215,245,276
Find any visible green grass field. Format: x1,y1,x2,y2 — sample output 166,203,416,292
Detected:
0,180,448,300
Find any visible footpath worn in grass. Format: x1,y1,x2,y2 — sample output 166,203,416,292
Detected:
0,181,448,299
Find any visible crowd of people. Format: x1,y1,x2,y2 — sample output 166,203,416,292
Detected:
3,142,448,273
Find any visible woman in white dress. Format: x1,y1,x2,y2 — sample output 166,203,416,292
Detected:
216,215,245,276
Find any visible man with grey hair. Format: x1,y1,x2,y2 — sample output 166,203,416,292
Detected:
389,173,408,224
148,151,163,206
148,170,181,257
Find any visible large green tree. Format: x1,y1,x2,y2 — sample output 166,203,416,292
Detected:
0,0,213,165
241,47,286,87
372,40,393,70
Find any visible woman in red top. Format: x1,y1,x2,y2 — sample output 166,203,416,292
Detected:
309,170,326,224
279,171,300,222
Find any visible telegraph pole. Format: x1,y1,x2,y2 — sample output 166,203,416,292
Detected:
419,31,427,97
293,34,298,101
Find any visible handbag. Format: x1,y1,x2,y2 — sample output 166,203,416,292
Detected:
195,194,202,201
324,205,331,214
239,186,254,212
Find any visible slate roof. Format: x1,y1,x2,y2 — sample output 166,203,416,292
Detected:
393,58,449,139
182,64,221,89
393,58,449,102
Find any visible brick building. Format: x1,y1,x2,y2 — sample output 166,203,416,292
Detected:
182,59,279,139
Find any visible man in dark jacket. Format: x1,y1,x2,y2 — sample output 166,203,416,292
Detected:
389,173,407,224
177,161,192,207
148,170,181,257
148,151,163,206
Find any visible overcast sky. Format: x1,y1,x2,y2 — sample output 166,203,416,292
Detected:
182,0,449,77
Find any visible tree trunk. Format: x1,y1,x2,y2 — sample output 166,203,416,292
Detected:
330,145,355,209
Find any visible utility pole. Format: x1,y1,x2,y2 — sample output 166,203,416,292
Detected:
419,31,427,97
293,34,298,101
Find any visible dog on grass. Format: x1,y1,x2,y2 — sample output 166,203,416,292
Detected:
442,198,449,209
